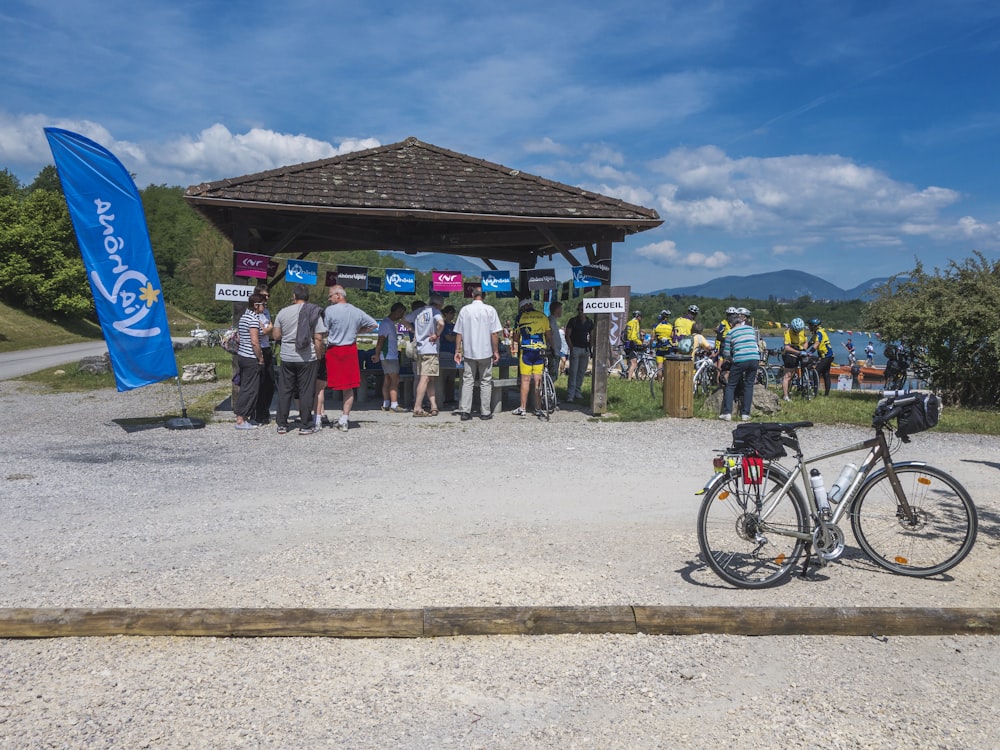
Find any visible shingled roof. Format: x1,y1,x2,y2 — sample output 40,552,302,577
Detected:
184,137,661,266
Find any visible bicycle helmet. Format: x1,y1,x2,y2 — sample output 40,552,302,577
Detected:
659,309,671,320
632,310,642,318
806,317,821,327
687,304,700,315
737,307,751,317
790,317,805,331
724,306,738,315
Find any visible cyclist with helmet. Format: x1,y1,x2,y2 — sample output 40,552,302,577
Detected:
782,317,808,401
672,304,699,346
652,310,674,375
718,307,760,421
806,318,834,396
715,306,739,385
623,310,644,380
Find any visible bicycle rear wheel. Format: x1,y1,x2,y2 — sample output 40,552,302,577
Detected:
697,461,808,588
851,463,977,577
540,371,557,419
650,367,662,401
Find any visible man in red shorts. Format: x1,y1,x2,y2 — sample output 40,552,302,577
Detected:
323,285,378,432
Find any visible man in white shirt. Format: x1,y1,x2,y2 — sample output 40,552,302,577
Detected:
405,295,445,416
453,287,503,421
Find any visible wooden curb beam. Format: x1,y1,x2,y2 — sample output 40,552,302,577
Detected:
1,606,998,639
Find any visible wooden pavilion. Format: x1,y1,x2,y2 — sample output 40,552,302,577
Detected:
183,137,663,413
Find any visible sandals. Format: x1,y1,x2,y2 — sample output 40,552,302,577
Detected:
430,409,439,416
413,409,431,417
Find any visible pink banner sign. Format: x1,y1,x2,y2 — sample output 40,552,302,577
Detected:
432,271,463,292
235,252,269,278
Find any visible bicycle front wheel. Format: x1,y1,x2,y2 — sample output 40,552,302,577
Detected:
697,462,809,588
650,367,661,401
851,463,977,577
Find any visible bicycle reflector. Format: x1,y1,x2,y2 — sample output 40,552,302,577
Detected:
742,457,764,485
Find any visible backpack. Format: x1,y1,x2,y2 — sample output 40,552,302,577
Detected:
220,328,240,354
675,335,693,355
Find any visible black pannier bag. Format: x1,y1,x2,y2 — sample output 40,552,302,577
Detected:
896,392,941,437
731,423,788,460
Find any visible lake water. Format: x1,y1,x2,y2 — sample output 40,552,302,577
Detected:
761,329,888,367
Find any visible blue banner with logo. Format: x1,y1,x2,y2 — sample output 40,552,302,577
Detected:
44,128,178,392
383,268,416,293
572,266,602,288
285,258,317,285
481,270,512,293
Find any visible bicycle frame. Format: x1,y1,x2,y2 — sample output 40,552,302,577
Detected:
761,428,918,542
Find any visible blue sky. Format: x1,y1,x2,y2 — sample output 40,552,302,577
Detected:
3,0,1000,293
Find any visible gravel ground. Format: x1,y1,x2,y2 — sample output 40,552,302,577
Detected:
1,379,998,748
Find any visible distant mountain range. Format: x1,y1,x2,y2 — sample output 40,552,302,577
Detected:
645,269,890,301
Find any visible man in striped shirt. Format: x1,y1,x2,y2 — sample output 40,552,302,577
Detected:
719,307,760,422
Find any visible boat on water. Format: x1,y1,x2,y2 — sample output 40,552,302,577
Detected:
830,363,885,381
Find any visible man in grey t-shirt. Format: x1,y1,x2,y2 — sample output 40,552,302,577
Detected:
271,284,328,435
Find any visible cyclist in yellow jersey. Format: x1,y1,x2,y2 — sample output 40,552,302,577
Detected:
624,311,643,380
652,310,674,369
806,318,835,396
672,304,699,343
782,317,808,401
512,298,553,417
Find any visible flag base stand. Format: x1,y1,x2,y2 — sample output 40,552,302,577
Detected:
165,410,205,430
164,379,205,429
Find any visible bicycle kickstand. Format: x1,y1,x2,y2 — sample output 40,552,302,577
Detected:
799,541,813,579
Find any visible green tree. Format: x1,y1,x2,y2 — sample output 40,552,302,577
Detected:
862,253,1000,407
0,169,21,198
26,165,62,195
0,190,91,315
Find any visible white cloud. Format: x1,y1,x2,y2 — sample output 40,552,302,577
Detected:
0,112,379,187
649,146,964,237
635,239,732,269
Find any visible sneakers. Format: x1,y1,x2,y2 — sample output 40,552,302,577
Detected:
783,396,792,402
718,413,732,421
511,407,527,417
480,413,493,420
460,412,473,421
336,419,349,432
740,414,752,422
388,405,403,413
276,425,289,435
298,425,320,435
534,409,545,418
235,421,257,430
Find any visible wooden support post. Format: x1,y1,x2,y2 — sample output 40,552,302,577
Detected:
590,241,612,415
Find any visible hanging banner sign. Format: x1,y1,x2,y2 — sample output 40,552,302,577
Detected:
337,265,368,289
383,268,416,293
432,271,463,292
285,259,318,285
481,270,511,293
44,127,178,392
582,260,611,282
215,284,255,301
234,251,269,278
524,268,557,291
572,266,602,288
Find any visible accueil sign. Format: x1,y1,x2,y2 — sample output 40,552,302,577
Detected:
215,284,255,301
582,297,626,314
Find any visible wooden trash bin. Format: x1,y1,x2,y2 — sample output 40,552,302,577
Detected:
663,354,694,418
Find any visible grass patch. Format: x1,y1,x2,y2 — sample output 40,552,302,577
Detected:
579,375,1000,433
0,301,217,353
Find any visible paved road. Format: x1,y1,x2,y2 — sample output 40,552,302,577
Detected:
0,341,110,380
